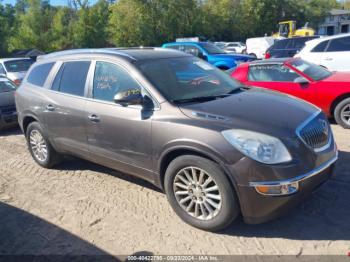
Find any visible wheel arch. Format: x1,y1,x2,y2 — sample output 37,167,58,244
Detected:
157,146,240,195
22,114,40,135
330,93,350,117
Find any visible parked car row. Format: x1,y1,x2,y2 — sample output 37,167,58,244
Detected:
0,76,18,130
162,41,255,70
14,47,338,232
0,58,34,85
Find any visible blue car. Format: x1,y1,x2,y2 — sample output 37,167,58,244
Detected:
162,42,255,70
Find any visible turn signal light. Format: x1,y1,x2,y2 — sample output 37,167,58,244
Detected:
255,182,299,196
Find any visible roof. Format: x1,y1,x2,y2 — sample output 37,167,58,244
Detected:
329,9,350,16
305,32,350,45
38,47,190,62
0,57,33,63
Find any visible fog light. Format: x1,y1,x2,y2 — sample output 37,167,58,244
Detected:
254,181,299,196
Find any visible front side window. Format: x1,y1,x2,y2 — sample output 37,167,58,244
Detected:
0,80,16,93
93,61,141,102
137,56,241,103
248,64,300,82
51,61,91,96
289,59,332,81
327,36,350,52
166,45,180,50
27,62,55,87
184,45,202,57
4,59,33,72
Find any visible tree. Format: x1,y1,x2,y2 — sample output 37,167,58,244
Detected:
8,0,55,51
0,3,15,55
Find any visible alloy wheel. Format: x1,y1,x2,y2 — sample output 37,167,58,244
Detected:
173,167,222,220
29,130,48,162
341,104,350,125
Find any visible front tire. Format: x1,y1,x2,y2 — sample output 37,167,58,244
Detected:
164,155,240,231
334,98,350,129
26,122,62,168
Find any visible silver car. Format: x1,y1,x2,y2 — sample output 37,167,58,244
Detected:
0,58,34,85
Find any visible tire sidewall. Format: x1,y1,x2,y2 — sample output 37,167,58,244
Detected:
164,155,239,231
334,98,350,129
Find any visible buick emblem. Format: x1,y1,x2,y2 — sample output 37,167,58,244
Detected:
319,119,329,136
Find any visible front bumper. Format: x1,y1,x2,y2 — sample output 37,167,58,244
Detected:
240,155,336,224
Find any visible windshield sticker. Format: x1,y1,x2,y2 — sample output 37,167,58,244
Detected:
193,61,214,71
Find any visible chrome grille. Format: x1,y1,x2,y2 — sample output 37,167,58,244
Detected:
297,112,331,151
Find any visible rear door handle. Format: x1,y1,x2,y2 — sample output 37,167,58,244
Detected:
45,104,55,111
88,114,100,123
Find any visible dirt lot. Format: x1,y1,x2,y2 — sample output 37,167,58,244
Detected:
0,125,349,257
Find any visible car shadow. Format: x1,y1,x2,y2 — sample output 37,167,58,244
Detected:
0,201,118,260
56,157,162,193
220,150,350,241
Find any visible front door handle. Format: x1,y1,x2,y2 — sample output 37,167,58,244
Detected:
324,57,333,61
45,104,55,111
88,114,100,123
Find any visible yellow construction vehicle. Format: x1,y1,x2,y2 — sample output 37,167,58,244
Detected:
274,21,315,38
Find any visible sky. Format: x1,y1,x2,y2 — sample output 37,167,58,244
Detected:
1,0,98,6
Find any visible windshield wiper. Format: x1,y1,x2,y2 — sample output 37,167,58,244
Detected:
172,95,222,104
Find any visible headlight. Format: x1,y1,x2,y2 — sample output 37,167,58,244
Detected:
222,129,292,164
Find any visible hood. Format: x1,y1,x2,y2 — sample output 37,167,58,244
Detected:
179,88,319,138
212,53,254,60
0,91,16,107
6,72,27,82
322,71,350,83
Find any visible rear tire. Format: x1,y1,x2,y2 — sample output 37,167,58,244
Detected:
164,155,240,231
334,98,350,129
26,122,62,168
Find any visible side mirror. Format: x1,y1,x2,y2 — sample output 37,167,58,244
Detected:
114,89,143,107
294,76,309,86
198,52,207,61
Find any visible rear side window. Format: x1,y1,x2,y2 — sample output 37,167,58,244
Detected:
51,61,91,96
248,64,300,82
166,45,180,50
27,62,54,87
312,40,329,52
327,37,350,52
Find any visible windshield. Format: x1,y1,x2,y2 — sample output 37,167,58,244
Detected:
4,59,33,73
199,43,226,54
137,56,241,103
0,80,16,92
289,59,332,81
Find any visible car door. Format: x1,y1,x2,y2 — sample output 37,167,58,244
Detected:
84,60,154,180
321,36,350,71
246,63,316,103
42,60,91,157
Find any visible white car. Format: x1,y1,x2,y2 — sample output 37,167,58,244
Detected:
246,37,275,59
223,42,246,53
295,33,350,71
0,58,34,85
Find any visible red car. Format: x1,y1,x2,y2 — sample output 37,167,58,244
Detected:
231,58,350,128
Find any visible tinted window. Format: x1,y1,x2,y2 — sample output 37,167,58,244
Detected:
0,80,16,92
272,39,288,49
93,62,141,102
312,40,329,52
4,59,33,72
248,64,300,82
289,59,332,81
327,37,350,52
184,45,202,57
51,61,90,96
137,57,241,102
27,62,54,87
198,43,225,54
166,45,180,50
0,64,5,74
293,38,308,49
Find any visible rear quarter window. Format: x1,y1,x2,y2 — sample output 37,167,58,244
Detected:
311,40,329,52
27,62,55,87
327,36,350,52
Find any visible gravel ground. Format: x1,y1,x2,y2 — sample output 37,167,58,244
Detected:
0,125,349,257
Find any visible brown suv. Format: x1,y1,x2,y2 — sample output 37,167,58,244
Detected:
15,48,338,231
